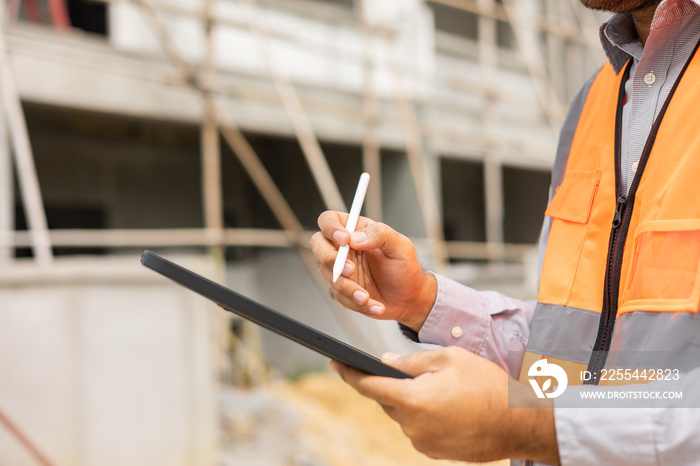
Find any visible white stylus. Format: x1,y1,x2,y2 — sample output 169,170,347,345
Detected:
333,172,370,283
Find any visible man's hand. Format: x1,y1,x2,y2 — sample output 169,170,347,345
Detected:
310,211,436,332
330,347,560,464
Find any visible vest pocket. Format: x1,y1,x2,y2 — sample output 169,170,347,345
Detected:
545,169,601,223
619,220,700,315
539,169,600,304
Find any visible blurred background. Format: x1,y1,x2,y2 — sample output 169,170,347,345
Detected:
0,0,604,464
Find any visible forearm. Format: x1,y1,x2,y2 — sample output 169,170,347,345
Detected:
506,380,560,464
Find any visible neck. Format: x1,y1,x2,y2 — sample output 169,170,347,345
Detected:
632,1,662,45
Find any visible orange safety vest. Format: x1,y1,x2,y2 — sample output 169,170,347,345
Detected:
520,41,700,387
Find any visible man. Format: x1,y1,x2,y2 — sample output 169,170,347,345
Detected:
310,0,700,464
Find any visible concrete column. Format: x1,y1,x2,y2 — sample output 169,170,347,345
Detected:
545,0,565,104
0,109,12,264
478,0,504,247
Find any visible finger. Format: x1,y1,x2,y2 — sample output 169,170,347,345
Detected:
310,245,385,317
310,231,343,276
327,281,386,318
310,230,360,281
349,222,414,259
317,210,373,246
336,258,355,279
311,229,387,317
330,360,407,407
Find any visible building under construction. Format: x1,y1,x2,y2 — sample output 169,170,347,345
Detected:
0,0,604,464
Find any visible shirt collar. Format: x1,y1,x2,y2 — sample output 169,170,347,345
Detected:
599,0,700,73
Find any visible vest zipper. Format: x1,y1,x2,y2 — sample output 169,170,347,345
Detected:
611,196,626,229
585,40,700,385
584,60,630,385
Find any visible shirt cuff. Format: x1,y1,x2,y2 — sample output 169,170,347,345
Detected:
417,274,490,353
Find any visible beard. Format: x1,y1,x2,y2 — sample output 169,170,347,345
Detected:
579,0,661,13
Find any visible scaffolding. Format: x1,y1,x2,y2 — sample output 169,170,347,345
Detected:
0,0,605,266
0,0,606,374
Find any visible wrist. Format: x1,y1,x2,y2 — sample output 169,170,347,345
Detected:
401,271,437,333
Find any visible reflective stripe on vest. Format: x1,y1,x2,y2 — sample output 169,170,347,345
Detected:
520,40,700,386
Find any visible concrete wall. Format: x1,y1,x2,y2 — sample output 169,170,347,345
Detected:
0,255,218,466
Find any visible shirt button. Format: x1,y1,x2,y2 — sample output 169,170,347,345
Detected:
644,72,656,85
451,326,463,338
631,160,639,174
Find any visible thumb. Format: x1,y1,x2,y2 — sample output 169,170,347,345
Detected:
349,222,414,259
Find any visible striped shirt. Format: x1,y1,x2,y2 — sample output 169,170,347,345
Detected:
606,0,700,194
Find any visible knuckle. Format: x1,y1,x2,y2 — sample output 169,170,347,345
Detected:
400,391,423,414
396,231,412,246
444,346,464,360
365,222,388,245
322,250,336,267
419,445,441,460
310,238,338,268
370,222,410,249
332,290,359,311
375,221,397,236
310,231,322,247
371,222,389,235
355,381,375,399
317,210,331,225
444,346,459,356
406,421,431,446
402,423,428,448
318,210,341,230
401,423,418,440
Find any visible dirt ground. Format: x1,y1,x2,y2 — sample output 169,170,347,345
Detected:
220,372,510,466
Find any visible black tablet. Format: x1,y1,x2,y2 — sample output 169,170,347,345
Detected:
140,251,412,379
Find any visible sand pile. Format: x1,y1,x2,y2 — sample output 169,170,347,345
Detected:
220,371,509,466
